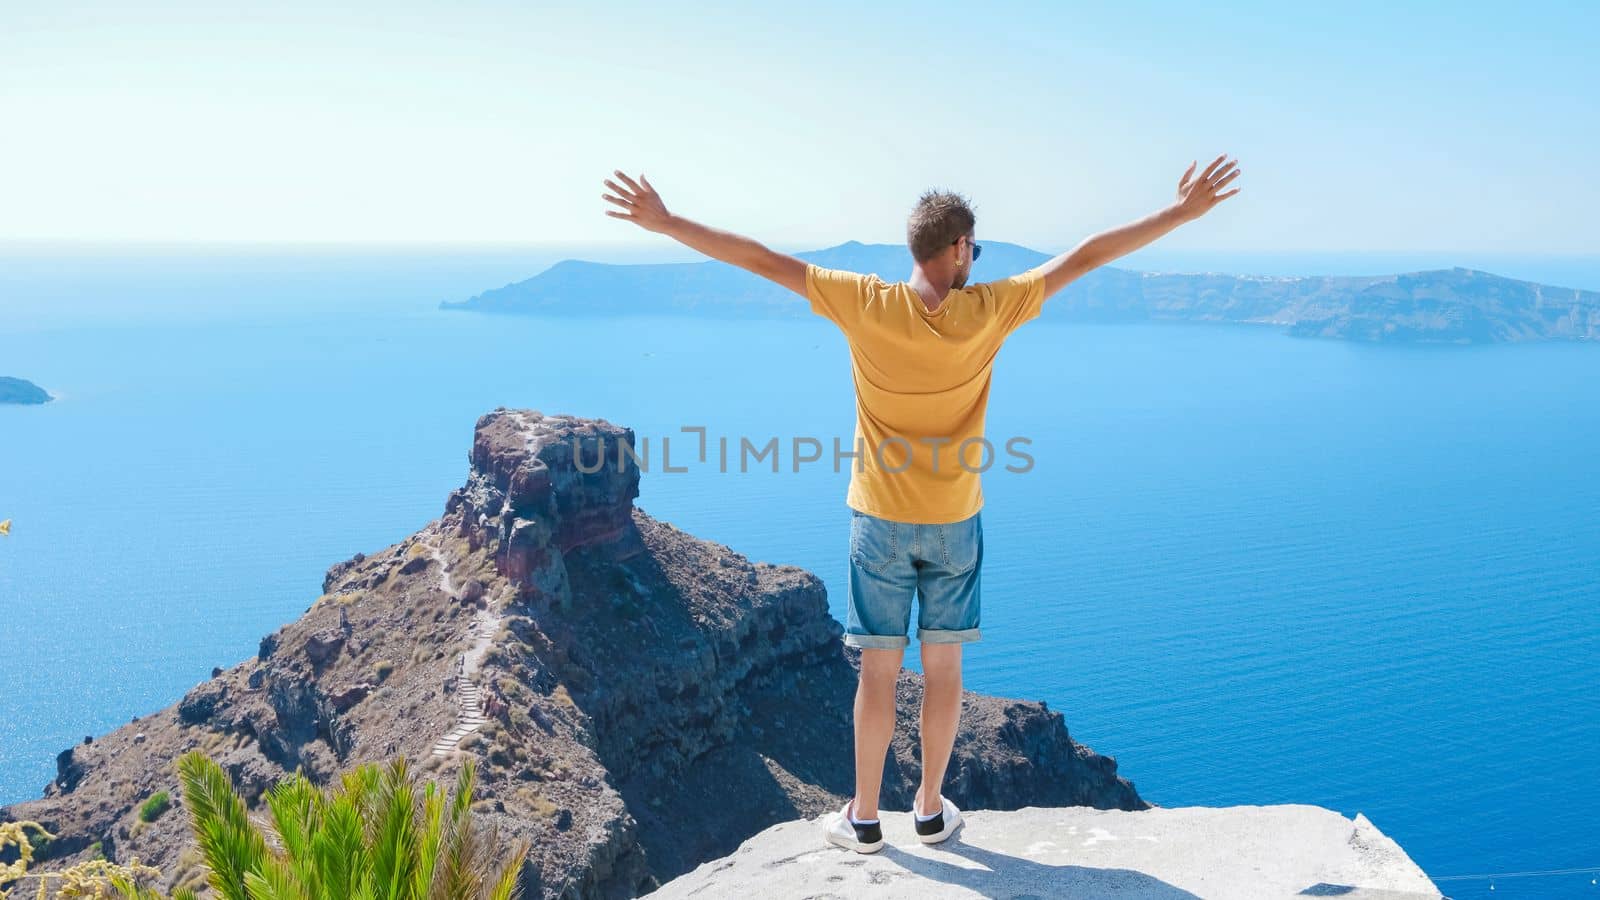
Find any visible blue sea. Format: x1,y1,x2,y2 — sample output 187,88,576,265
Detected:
3,244,1598,897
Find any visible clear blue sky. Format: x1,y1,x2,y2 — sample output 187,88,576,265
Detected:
2,1,1595,253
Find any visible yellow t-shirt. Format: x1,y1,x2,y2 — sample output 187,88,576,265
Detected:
806,262,1048,524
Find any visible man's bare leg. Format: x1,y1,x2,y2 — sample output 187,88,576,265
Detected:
851,646,904,820
915,642,963,816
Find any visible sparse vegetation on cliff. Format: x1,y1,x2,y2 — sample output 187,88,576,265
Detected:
137,791,171,823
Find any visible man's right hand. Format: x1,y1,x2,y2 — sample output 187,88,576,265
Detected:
598,168,809,297
602,171,673,233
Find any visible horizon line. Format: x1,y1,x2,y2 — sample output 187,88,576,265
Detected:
1,238,1597,260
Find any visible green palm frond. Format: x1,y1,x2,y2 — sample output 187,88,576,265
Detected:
311,792,369,899
409,780,446,900
263,771,326,897
243,855,310,900
341,764,385,848
153,750,520,900
430,757,481,899
370,756,423,900
263,772,320,862
487,837,531,900
450,760,476,826
176,751,269,900
434,792,482,899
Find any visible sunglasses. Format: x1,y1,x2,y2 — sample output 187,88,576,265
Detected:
952,236,982,261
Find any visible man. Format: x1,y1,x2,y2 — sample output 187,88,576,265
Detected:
601,156,1241,852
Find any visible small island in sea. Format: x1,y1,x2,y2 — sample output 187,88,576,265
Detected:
0,376,52,405
443,241,1600,345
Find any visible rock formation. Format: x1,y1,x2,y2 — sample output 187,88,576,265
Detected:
2,408,1144,898
654,804,1443,899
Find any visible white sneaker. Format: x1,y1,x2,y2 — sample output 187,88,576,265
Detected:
822,797,884,853
912,794,963,844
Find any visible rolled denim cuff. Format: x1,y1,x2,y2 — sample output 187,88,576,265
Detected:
843,632,911,650
917,626,981,644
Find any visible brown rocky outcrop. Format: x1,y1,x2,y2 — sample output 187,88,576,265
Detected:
2,408,1146,898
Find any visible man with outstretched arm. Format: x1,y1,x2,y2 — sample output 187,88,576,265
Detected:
601,156,1241,852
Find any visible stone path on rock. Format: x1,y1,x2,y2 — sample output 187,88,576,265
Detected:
423,529,505,757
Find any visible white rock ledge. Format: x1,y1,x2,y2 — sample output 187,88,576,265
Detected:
653,803,1443,899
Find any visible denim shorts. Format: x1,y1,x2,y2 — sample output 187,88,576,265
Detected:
843,508,983,650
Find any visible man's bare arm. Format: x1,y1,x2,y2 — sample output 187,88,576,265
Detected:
1036,154,1242,300
602,170,808,296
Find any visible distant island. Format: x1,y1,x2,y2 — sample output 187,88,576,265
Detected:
0,376,52,405
443,240,1600,344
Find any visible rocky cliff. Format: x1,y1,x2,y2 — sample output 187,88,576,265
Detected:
2,409,1145,898
655,804,1443,899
